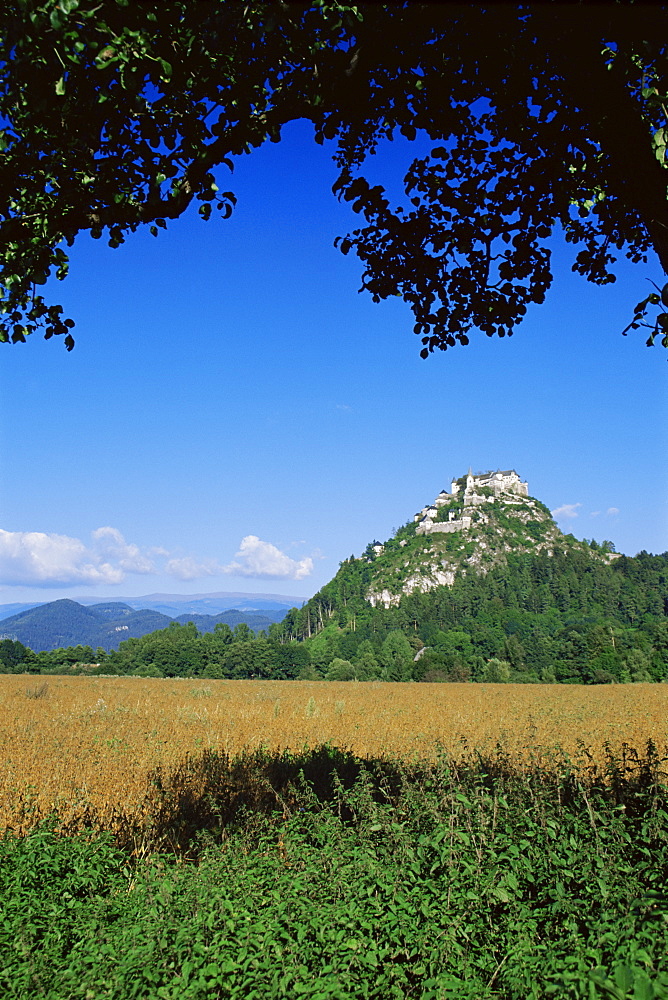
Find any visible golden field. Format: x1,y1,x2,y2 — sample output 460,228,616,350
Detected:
1,675,667,844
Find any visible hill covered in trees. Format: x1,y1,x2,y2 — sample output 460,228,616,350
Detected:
1,474,666,683
0,599,287,653
276,474,667,684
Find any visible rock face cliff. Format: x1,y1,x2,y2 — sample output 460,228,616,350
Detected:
364,470,613,608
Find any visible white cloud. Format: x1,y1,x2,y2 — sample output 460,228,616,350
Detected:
590,511,601,518
551,503,582,520
150,546,170,557
164,556,220,581
0,528,124,587
606,507,620,517
0,526,166,588
0,526,316,589
91,526,155,574
222,535,314,580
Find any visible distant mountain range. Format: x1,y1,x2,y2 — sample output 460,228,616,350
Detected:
0,597,297,652
0,589,303,623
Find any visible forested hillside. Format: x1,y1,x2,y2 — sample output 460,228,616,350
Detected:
1,547,665,684
0,599,285,653
274,485,667,683
1,484,666,683
278,544,667,684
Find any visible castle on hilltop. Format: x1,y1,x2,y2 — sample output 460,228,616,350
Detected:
414,469,529,535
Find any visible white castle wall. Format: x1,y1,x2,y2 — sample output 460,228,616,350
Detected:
451,470,528,497
416,516,471,536
414,469,528,536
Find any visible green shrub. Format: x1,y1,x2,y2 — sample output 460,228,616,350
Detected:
1,745,667,999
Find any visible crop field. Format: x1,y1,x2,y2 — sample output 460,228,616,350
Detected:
2,675,668,999
1,675,666,842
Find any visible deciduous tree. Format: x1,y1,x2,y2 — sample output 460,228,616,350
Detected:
1,2,666,351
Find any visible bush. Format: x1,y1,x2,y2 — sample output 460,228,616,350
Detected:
1,744,668,999
482,658,511,682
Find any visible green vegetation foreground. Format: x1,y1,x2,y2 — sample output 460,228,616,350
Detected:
1,744,667,999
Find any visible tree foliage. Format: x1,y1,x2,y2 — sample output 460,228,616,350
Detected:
1,2,667,351
6,545,666,684
280,545,668,683
3,747,668,998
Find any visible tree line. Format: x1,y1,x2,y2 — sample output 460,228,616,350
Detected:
1,547,666,684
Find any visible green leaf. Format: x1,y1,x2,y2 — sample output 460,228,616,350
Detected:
613,964,634,993
633,979,656,1000
55,77,66,96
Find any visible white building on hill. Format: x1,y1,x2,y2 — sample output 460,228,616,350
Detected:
451,469,528,498
414,469,529,535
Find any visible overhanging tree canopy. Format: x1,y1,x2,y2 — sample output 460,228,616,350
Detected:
1,1,667,351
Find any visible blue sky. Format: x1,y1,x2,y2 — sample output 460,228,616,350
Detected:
1,120,666,606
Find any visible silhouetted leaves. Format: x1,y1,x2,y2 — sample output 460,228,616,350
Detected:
0,4,666,349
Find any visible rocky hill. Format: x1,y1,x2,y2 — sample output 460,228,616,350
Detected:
276,469,666,683
362,470,616,608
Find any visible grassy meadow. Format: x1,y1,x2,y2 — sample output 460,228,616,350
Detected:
1,676,667,998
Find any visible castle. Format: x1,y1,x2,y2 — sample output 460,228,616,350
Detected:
414,469,529,535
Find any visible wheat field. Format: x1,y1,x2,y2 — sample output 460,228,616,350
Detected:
1,675,666,842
